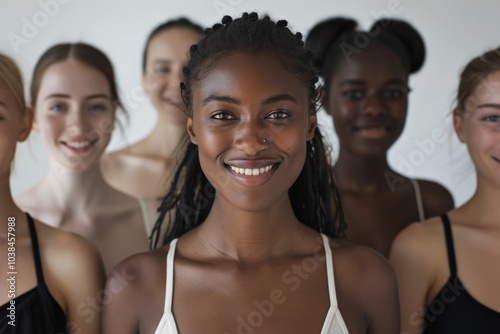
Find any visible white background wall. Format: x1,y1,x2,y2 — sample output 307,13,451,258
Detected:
1,0,498,206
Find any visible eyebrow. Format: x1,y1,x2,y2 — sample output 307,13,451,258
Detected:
477,103,500,110
44,93,111,100
202,93,298,106
339,79,407,86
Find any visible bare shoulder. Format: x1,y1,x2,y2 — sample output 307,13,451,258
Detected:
331,240,400,331
332,240,395,287
36,221,104,277
389,216,444,268
102,247,171,332
105,246,170,298
416,179,454,217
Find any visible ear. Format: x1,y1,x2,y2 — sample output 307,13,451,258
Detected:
18,107,34,142
306,110,317,141
453,109,466,143
186,117,198,145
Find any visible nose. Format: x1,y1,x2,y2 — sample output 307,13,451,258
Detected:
67,108,90,134
234,119,269,156
361,92,388,116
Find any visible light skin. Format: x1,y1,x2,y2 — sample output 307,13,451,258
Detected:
103,50,399,334
16,59,149,273
0,79,105,333
324,45,454,257
101,27,203,206
390,70,500,333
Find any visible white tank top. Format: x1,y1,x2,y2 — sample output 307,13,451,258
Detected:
154,234,349,334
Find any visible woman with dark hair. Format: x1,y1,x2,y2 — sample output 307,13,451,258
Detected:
103,13,399,334
16,43,150,272
101,18,204,209
390,47,500,333
0,53,105,333
306,18,454,257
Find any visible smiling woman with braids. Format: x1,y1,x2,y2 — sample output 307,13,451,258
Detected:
103,13,399,334
306,18,454,257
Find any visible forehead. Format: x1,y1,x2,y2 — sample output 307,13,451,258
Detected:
147,27,202,61
331,45,407,84
470,70,500,104
195,51,308,101
37,60,110,99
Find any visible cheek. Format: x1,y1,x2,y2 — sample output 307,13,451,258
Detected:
37,115,63,139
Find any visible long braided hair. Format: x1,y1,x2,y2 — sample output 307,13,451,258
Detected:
151,13,346,249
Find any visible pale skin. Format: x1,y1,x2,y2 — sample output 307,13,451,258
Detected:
0,79,105,333
390,70,500,333
101,27,203,207
16,59,149,272
103,51,399,333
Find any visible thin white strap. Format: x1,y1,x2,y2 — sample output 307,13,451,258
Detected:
138,198,152,236
410,179,425,221
165,239,178,312
321,234,337,307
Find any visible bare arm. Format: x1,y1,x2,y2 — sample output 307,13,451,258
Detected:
46,232,106,333
390,223,435,334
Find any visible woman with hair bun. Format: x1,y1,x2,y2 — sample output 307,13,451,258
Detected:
390,47,500,333
306,18,454,257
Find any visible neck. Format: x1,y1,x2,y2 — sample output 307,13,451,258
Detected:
461,175,500,225
334,149,395,191
40,160,114,213
195,195,304,262
143,113,187,157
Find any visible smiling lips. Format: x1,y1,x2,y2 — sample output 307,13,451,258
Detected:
354,125,392,139
229,164,275,176
61,139,97,154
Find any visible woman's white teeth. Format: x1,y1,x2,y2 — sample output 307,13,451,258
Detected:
66,141,92,149
230,164,274,176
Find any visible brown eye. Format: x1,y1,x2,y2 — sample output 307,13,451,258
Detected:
212,112,235,120
342,90,364,100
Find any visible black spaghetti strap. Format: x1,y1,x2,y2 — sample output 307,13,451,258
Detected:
440,214,457,276
26,213,46,285
26,213,61,332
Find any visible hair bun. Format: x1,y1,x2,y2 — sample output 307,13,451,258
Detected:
277,20,288,27
372,19,425,73
248,12,259,21
222,15,233,25
306,17,357,69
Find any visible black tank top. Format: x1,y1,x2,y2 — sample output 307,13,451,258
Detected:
423,214,500,333
0,214,68,333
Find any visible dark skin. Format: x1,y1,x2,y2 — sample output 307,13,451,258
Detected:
103,50,399,333
324,45,454,257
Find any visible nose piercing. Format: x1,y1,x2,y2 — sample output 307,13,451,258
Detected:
262,138,267,143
